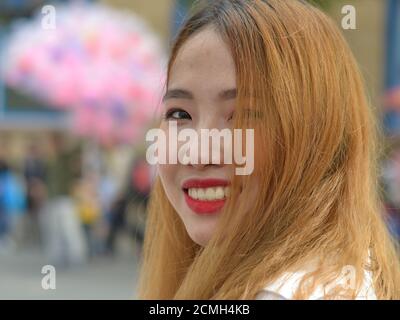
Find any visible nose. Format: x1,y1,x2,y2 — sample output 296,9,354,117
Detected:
190,147,223,170
185,116,231,169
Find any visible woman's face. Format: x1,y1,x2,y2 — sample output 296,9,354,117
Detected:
158,27,237,246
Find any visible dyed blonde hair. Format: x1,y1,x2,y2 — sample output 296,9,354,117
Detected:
138,0,400,299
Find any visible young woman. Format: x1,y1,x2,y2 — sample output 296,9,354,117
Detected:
138,0,400,299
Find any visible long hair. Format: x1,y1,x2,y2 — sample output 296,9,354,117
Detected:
138,0,400,299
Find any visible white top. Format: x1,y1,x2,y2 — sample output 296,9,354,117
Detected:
256,268,376,300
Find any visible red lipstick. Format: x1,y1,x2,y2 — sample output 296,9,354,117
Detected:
182,178,230,214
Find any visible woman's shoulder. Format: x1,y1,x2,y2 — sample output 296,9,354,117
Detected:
255,267,377,300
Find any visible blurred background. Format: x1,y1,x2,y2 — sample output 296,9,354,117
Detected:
0,0,399,299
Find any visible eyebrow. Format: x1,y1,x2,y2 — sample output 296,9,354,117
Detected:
162,88,237,102
162,89,193,102
219,88,237,100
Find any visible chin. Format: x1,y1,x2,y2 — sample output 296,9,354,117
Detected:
189,232,210,246
185,222,215,246
175,202,221,246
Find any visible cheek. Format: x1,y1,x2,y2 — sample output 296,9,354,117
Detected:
159,122,181,163
158,163,175,187
158,163,180,202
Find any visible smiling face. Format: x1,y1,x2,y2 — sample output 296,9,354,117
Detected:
158,26,237,246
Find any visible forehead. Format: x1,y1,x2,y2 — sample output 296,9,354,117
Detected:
168,27,236,92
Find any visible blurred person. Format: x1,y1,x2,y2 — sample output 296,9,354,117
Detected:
0,159,11,250
105,157,152,256
73,172,101,258
127,158,152,245
23,143,48,246
39,133,87,267
138,0,400,299
0,158,26,253
97,166,118,253
104,191,126,256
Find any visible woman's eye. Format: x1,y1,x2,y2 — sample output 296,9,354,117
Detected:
164,109,192,120
228,111,235,121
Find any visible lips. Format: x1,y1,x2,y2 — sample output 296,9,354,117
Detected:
182,178,229,189
182,178,230,214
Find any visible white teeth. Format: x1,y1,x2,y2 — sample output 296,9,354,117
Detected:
190,189,196,199
197,188,206,200
187,187,230,201
215,187,224,199
224,187,230,197
205,188,215,200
